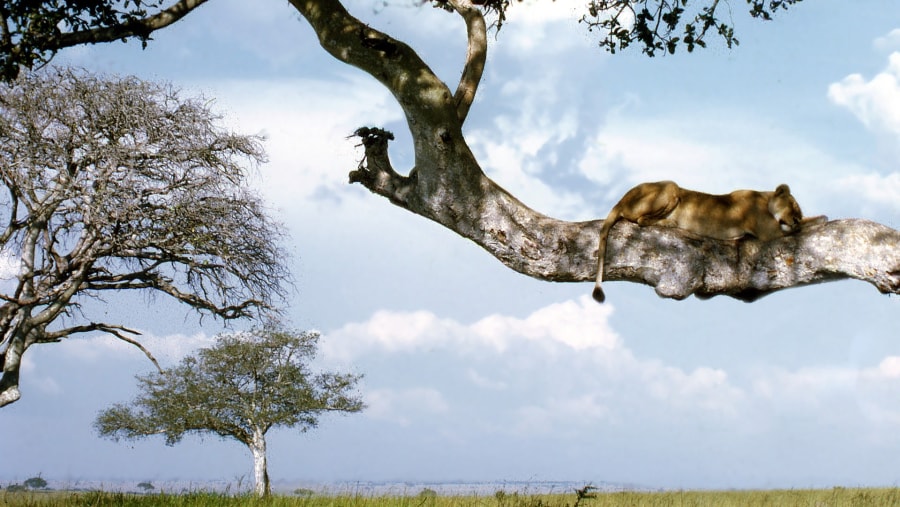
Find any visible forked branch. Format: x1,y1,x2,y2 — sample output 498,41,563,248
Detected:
448,0,488,123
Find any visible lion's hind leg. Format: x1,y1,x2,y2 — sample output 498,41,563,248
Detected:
627,181,681,227
593,181,680,303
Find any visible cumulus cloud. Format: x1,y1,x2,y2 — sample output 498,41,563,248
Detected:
833,171,900,214
196,75,401,207
323,296,747,437
467,72,594,220
750,357,900,437
573,104,900,221
828,52,900,139
320,296,900,446
498,0,591,56
578,107,849,200
323,296,619,360
874,29,900,52
823,48,900,216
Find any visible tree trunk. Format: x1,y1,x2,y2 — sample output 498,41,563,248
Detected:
285,0,900,302
249,427,270,497
0,338,22,406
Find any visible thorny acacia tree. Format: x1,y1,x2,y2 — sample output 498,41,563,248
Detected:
0,68,289,407
1,1,899,304
95,326,365,498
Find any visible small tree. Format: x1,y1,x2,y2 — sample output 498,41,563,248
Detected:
0,68,289,407
136,482,155,492
95,325,365,498
23,477,47,490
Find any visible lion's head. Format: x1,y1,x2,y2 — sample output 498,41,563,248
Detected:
769,184,804,234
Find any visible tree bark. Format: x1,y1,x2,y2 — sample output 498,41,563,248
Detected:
250,426,270,497
287,1,900,302
0,336,22,406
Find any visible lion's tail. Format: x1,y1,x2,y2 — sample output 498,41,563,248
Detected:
593,210,619,304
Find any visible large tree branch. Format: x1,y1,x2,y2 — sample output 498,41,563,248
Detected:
290,0,461,130
44,0,209,51
346,128,900,301
601,218,900,301
447,0,488,123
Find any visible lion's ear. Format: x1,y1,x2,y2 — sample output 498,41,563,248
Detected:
775,184,791,196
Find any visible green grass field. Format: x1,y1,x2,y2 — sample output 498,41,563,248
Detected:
4,488,900,507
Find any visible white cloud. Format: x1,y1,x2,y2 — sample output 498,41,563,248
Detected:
323,296,619,361
498,0,593,56
749,356,900,434
468,72,593,220
833,171,900,214
578,108,845,199
466,368,508,390
471,297,619,351
324,296,746,435
874,29,900,52
574,105,892,221
195,76,401,207
322,296,900,445
828,52,900,139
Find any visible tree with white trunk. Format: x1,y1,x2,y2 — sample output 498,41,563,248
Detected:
94,325,365,498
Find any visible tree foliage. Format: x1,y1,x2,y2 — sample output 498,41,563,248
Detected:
23,477,47,489
0,67,289,407
581,0,803,55
95,325,365,497
0,0,802,81
0,0,185,81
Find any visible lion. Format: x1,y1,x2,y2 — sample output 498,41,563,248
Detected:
592,181,826,303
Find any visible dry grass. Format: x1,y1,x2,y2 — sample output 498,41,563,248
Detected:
3,487,900,507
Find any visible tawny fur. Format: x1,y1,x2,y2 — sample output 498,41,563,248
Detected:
593,181,825,303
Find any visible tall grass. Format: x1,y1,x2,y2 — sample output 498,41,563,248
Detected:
4,488,900,506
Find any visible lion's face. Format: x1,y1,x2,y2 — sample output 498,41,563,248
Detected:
769,184,803,234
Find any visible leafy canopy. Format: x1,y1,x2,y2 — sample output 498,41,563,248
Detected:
580,0,804,55
0,1,165,80
95,325,365,447
0,0,804,81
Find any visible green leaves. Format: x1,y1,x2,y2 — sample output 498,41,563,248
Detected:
580,0,802,56
0,1,157,80
94,325,365,447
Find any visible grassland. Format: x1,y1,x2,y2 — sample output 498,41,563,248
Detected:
4,488,900,506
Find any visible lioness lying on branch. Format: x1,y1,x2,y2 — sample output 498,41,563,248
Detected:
593,181,827,303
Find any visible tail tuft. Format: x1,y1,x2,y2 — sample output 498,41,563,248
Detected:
592,286,606,304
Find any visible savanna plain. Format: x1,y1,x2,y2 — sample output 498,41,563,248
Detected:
5,488,900,507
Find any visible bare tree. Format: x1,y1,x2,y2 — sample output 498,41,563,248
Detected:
0,68,289,407
1,1,897,307
95,325,365,498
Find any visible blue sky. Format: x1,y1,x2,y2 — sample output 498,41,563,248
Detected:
3,0,900,492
